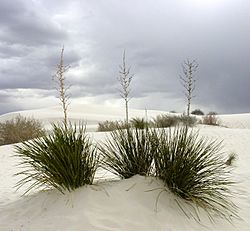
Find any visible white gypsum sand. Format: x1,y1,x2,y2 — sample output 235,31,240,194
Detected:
0,103,250,230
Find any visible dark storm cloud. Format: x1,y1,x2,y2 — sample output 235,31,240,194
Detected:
0,0,67,46
1,0,250,114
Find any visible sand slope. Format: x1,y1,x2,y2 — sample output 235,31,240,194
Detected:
0,105,250,230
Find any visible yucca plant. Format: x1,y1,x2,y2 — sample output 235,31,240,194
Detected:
153,126,237,221
99,127,156,179
15,123,99,194
130,117,149,129
152,114,179,128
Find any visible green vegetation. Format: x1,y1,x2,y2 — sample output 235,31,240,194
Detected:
0,115,45,145
153,126,236,221
13,121,237,222
130,117,149,129
99,127,156,179
7,48,238,223
15,123,99,194
152,114,197,128
152,114,179,128
225,152,237,166
191,109,204,115
97,115,197,132
97,120,128,132
202,112,220,126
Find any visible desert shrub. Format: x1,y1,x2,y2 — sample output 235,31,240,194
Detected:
152,114,179,128
97,120,120,132
15,123,98,194
153,126,237,221
191,109,204,115
225,152,237,166
178,115,197,126
130,117,149,129
0,115,45,145
202,112,220,126
99,127,156,179
152,114,197,128
97,120,129,132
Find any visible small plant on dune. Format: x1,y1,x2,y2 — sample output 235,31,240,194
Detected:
97,120,130,132
225,152,237,166
191,109,204,116
152,114,179,128
99,127,156,179
15,123,99,194
0,115,45,145
97,120,120,132
178,115,197,127
152,114,197,128
202,111,220,126
130,117,149,129
153,126,237,222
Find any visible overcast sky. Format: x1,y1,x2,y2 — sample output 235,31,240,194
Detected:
0,0,249,115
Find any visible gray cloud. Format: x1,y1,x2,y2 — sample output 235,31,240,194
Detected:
0,0,250,115
0,0,67,46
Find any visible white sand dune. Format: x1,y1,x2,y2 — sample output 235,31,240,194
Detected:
219,113,250,129
1,103,250,130
0,104,250,230
0,103,167,131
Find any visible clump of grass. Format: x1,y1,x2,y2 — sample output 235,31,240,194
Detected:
202,112,220,126
97,120,129,132
225,152,237,166
15,123,98,194
191,109,204,115
0,115,45,145
152,114,197,128
152,114,179,128
99,127,156,179
178,115,197,127
153,126,237,221
130,117,149,129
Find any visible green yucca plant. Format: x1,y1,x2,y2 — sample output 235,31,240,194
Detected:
99,127,156,179
130,117,149,129
152,114,179,128
153,126,237,221
15,123,99,194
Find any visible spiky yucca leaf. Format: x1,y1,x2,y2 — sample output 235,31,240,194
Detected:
15,123,98,194
99,128,156,179
153,126,237,221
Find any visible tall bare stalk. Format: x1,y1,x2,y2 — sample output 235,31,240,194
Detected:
53,46,70,130
118,50,134,126
180,59,198,116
